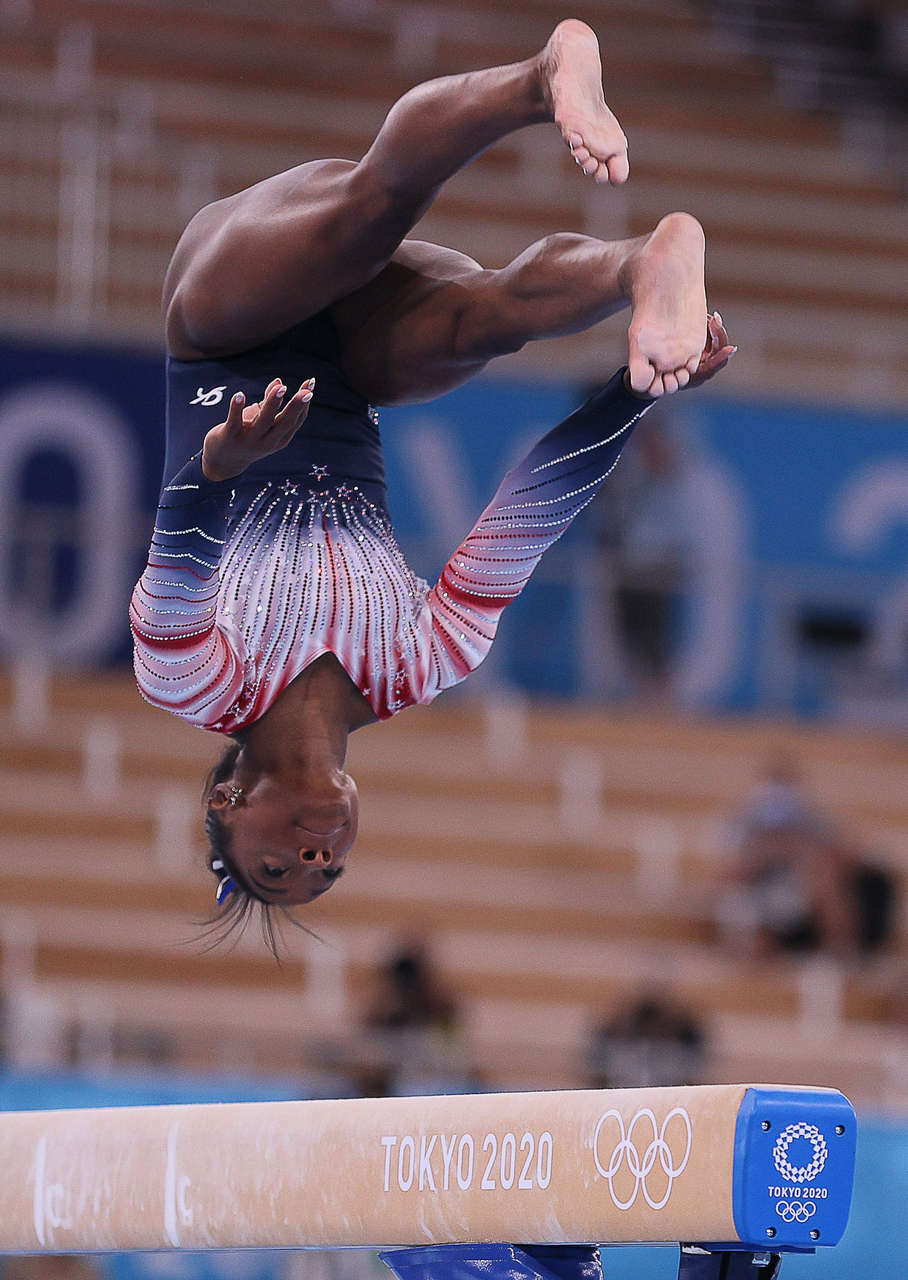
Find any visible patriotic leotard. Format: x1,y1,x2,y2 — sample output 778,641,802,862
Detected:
130,313,651,731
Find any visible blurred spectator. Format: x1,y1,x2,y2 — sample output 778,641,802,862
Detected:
362,942,470,1095
836,0,908,86
593,418,691,703
587,987,706,1088
718,754,896,960
61,1021,173,1072
366,943,457,1033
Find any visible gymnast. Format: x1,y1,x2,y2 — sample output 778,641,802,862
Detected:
129,19,735,947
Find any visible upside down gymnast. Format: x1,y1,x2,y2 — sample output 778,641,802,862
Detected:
129,19,736,948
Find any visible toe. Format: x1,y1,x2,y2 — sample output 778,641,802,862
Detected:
607,149,630,185
662,371,680,395
674,366,691,389
593,161,612,184
628,352,656,394
581,156,598,175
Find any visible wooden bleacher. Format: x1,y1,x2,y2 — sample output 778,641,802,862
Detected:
0,667,904,1109
0,0,906,404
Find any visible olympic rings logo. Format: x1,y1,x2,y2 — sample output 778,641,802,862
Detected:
772,1123,828,1184
592,1107,692,1210
775,1199,816,1223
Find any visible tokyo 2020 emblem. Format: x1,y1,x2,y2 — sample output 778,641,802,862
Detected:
772,1123,828,1184
592,1107,692,1210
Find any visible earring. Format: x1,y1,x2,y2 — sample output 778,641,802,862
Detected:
227,786,243,807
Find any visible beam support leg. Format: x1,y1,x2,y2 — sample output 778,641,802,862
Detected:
678,1247,783,1278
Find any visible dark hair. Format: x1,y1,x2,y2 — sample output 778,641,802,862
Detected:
200,740,319,959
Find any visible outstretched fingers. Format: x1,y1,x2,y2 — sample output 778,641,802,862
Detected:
693,312,737,382
222,390,247,432
273,377,315,441
240,376,315,440
244,377,289,432
250,376,316,448
201,375,317,482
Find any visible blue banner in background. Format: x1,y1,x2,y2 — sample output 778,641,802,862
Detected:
0,333,164,666
0,334,905,718
380,380,908,717
677,392,908,715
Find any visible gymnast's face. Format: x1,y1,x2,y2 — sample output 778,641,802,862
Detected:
211,772,358,906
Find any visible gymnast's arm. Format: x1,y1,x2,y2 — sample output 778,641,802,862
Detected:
418,366,653,695
415,315,736,698
129,453,244,722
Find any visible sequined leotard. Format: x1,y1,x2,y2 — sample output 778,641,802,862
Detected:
130,313,652,731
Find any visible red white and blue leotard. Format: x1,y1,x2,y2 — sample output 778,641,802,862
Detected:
130,315,651,731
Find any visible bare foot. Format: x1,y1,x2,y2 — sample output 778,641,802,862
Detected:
540,19,629,185
622,212,708,396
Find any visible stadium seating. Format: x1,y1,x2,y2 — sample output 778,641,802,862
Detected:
0,0,905,404
0,667,904,1108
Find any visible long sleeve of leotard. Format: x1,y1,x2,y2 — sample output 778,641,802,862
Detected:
415,369,653,698
129,454,246,722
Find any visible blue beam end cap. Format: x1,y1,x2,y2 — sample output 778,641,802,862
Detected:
732,1086,856,1252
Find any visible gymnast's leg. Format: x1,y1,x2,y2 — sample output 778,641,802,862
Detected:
337,212,709,402
163,19,628,360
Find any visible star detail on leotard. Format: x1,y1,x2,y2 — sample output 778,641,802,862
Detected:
309,464,329,480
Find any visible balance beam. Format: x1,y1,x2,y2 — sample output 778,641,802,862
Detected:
2,1083,854,1266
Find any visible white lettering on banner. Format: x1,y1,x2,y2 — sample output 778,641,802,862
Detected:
32,1137,74,1246
164,1123,193,1247
418,1135,437,1191
767,1185,828,1199
440,1134,456,1190
380,1131,553,1193
456,1135,473,1190
381,1136,397,1192
398,1136,415,1192
0,383,140,663
500,1132,516,1189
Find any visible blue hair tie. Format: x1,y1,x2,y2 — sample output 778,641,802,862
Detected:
216,874,238,905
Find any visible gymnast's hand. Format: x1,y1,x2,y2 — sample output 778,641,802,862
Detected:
685,312,736,389
201,377,315,482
